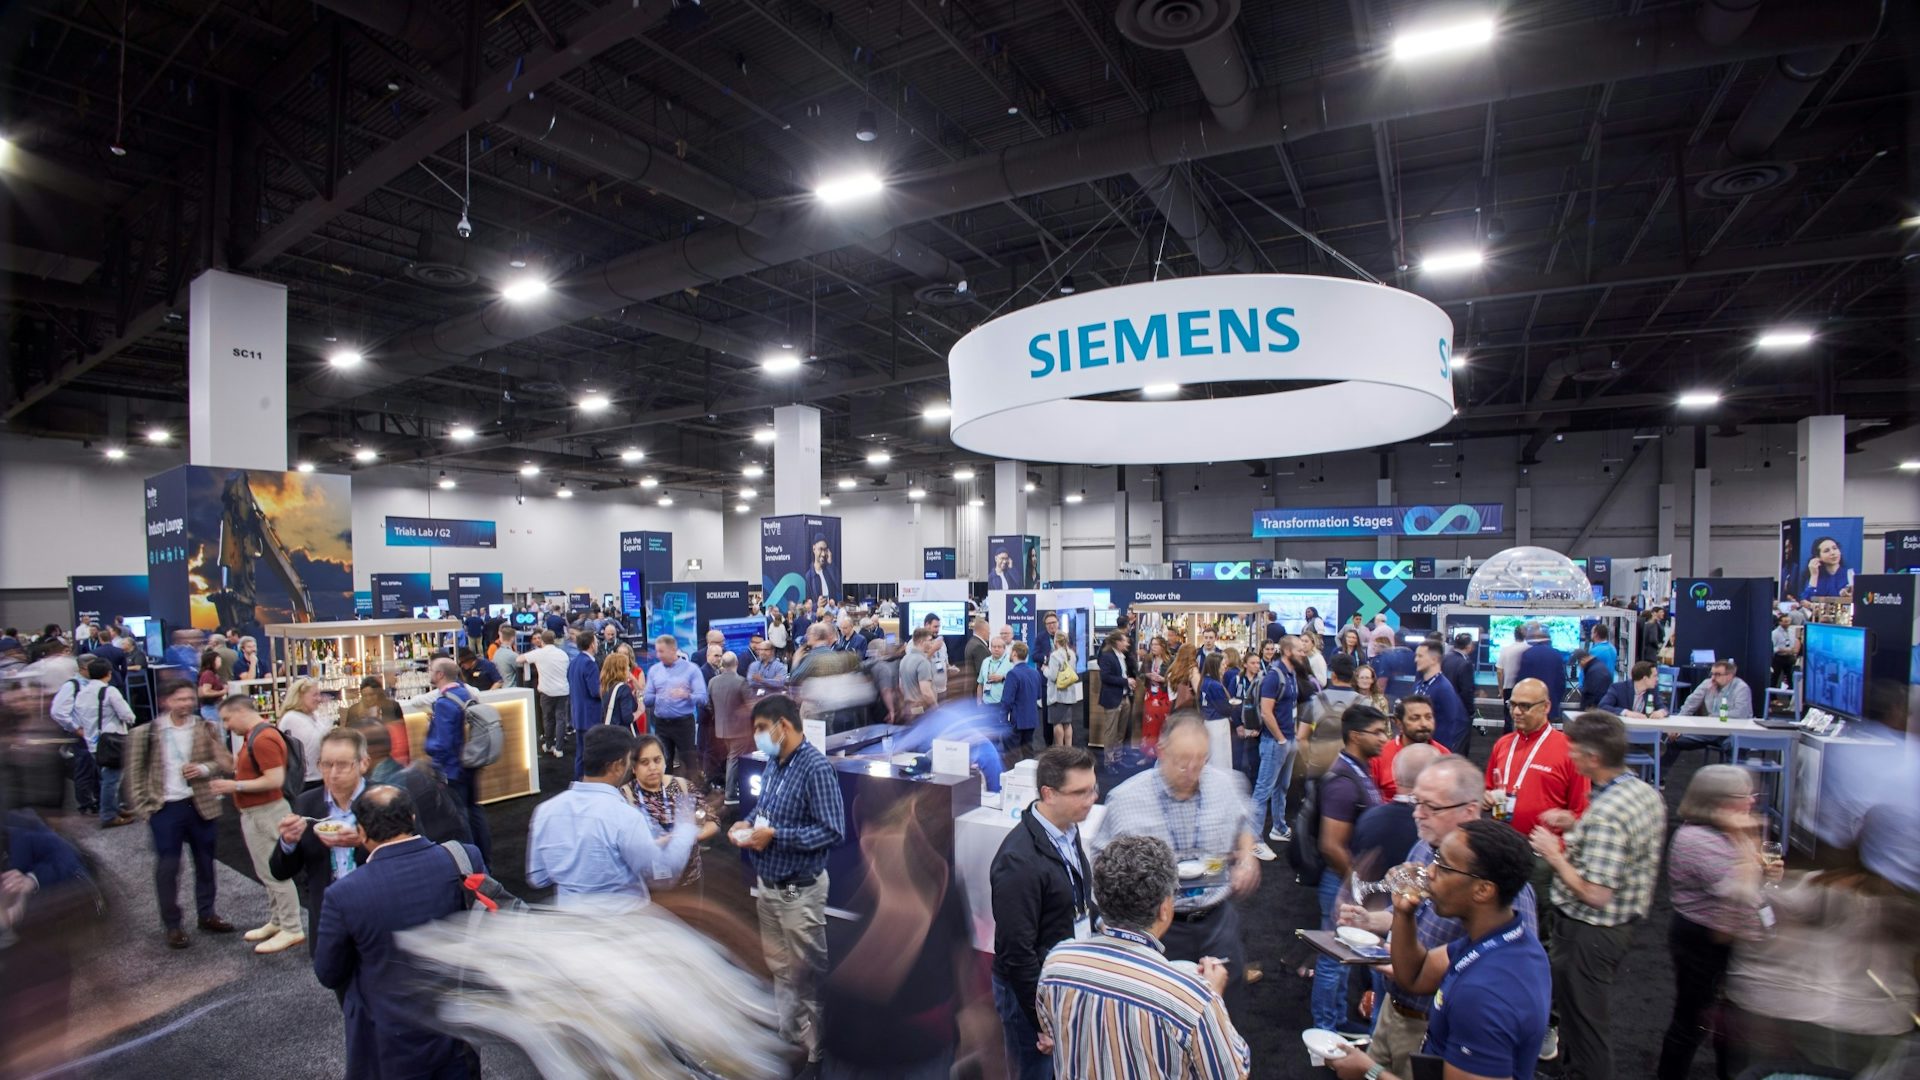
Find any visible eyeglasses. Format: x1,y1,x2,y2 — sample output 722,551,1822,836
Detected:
1412,799,1473,815
1509,698,1548,711
1430,858,1488,882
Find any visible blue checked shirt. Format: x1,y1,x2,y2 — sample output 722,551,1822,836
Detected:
750,741,846,883
1387,838,1539,1012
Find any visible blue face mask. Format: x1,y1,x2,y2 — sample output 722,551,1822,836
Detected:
755,731,781,758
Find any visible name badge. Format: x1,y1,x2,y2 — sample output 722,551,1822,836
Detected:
1502,793,1517,818
1073,914,1093,941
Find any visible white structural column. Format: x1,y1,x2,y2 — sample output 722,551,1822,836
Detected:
1691,467,1713,574
1795,415,1846,516
188,268,288,470
995,460,1027,536
772,404,822,516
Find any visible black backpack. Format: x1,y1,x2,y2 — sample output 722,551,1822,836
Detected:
1287,774,1325,884
245,723,306,805
440,841,527,913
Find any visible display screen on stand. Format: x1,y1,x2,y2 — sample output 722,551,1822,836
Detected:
1803,623,1870,720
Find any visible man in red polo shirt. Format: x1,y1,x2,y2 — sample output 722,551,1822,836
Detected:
1370,693,1451,800
1482,676,1589,1063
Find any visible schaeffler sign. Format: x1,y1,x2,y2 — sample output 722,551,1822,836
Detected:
948,274,1455,464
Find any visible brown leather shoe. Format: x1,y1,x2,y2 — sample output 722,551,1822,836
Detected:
166,928,190,949
102,813,136,829
197,915,237,934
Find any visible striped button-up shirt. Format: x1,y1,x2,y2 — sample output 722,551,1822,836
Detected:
1037,925,1250,1080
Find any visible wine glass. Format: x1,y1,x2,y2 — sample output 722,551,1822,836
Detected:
1352,862,1431,903
1760,841,1784,872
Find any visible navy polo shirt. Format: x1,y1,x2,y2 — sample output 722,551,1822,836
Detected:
1257,666,1297,739
1425,913,1551,1080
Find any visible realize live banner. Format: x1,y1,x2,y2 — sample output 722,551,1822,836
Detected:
1253,503,1503,539
762,515,840,611
385,515,495,548
146,465,353,636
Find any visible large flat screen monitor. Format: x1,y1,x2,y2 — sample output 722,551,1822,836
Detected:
648,587,698,654
511,611,539,629
1091,589,1117,629
1488,614,1584,655
1804,623,1870,719
1256,587,1342,635
486,603,513,619
908,600,969,639
708,615,764,660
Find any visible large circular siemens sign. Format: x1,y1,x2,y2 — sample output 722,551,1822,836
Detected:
948,274,1455,464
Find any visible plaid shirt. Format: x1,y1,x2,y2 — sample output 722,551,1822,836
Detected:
749,741,846,884
1551,772,1666,926
1092,766,1251,912
1389,838,1539,1012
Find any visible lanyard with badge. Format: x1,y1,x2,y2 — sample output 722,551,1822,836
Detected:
1497,728,1551,819
1054,829,1095,940
756,759,791,832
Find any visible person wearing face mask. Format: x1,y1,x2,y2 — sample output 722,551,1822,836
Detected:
525,725,697,912
731,695,846,1067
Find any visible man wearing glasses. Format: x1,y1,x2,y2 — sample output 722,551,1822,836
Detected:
1483,677,1590,1063
1327,819,1550,1080
1341,756,1542,1077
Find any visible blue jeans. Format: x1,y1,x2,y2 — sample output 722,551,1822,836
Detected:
98,766,123,823
448,774,492,866
1250,737,1295,836
1312,869,1358,1032
992,973,1055,1080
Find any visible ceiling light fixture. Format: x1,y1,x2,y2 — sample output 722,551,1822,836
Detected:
1421,249,1484,273
501,277,548,303
437,472,455,490
620,448,644,463
1897,460,1920,472
752,427,777,444
557,486,574,499
449,425,476,441
1065,492,1084,504
952,468,975,481
1024,481,1036,493
908,487,926,500
329,349,364,369
1452,353,1469,369
865,450,891,465
639,477,659,489
814,172,884,205
354,448,378,463
968,497,985,507
922,403,952,420
854,109,878,142
820,496,833,507
295,461,316,473
657,495,673,507
742,464,765,478
1142,382,1181,397
1391,17,1496,61
577,394,611,412
762,353,802,374
1900,215,1920,229
145,427,171,444
1676,391,1721,408
1058,274,1076,295
1755,328,1815,349
739,488,756,498
519,463,541,476
104,446,126,461
837,477,857,490
1429,441,1454,447
735,503,751,514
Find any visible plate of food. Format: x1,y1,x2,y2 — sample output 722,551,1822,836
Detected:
1176,859,1206,880
312,820,347,838
1301,1028,1351,1065
1335,925,1381,949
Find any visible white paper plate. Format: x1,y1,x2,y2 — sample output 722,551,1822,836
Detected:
1176,859,1206,880
1301,1028,1350,1060
1335,925,1381,949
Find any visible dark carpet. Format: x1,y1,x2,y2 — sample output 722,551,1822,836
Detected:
53,733,1727,1079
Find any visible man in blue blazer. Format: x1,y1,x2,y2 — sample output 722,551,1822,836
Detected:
313,785,481,1080
1091,630,1133,750
565,631,604,781
1001,641,1046,760
1596,661,1666,718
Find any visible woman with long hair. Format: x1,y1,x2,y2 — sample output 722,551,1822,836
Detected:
277,677,331,791
1657,765,1777,1080
1141,637,1173,746
1353,663,1390,715
1042,631,1080,750
1335,626,1366,672
196,652,227,722
1301,630,1329,686
1167,643,1201,713
1799,535,1855,599
599,652,639,733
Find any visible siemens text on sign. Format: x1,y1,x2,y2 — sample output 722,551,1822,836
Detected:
1027,307,1300,378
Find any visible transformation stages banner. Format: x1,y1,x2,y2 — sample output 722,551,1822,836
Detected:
1253,503,1503,539
385,516,495,548
762,515,840,611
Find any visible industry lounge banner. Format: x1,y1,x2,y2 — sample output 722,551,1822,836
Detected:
923,547,957,579
1253,503,1503,539
761,515,840,611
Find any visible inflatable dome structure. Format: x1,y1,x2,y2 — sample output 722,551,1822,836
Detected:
1464,547,1597,608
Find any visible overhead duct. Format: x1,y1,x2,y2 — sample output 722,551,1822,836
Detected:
603,304,769,358
1726,46,1849,159
1117,0,1259,273
362,0,1882,378
1696,0,1763,45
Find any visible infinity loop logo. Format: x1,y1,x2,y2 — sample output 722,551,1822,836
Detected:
1402,504,1483,536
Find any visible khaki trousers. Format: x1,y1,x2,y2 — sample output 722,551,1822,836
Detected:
1371,998,1430,1079
239,799,303,932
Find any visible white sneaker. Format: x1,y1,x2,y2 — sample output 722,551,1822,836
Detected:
1538,1026,1559,1061
550,746,564,758
1251,842,1276,862
254,929,306,955
1268,826,1292,843
243,922,280,943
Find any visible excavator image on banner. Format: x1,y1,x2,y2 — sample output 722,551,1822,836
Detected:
208,471,316,629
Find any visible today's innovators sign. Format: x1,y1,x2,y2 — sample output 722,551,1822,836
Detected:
947,274,1455,464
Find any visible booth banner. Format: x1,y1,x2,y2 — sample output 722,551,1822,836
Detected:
987,535,1037,590
385,516,495,548
1673,578,1772,704
1851,576,1919,690
1780,517,1863,601
1337,577,1468,632
1325,558,1347,578
1182,560,1259,581
1885,530,1920,574
372,574,433,617
619,530,675,582
69,575,150,628
923,548,957,579
1413,557,1436,578
1000,591,1040,654
948,273,1455,464
448,573,504,614
619,570,645,620
697,583,752,639
146,465,354,634
899,579,971,604
762,515,840,611
1253,502,1503,539
353,591,372,617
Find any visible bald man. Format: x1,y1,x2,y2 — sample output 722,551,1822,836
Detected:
1483,676,1589,995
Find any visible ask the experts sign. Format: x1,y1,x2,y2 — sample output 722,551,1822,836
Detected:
1252,503,1504,539
948,274,1455,464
